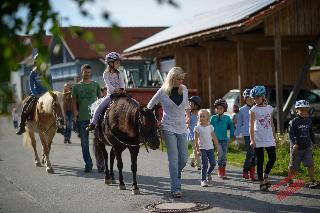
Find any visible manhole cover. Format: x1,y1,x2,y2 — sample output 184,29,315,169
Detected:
144,202,211,212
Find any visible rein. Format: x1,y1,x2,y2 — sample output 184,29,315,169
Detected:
102,98,149,152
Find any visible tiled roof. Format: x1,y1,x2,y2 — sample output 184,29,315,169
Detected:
124,0,284,54
60,27,166,59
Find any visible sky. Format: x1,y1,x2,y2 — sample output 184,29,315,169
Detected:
50,0,241,27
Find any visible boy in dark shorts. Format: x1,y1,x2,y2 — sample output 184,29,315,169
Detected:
287,100,319,188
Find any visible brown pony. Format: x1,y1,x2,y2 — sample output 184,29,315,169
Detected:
94,96,160,194
23,91,64,173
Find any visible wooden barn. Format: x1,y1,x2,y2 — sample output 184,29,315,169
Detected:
123,0,320,132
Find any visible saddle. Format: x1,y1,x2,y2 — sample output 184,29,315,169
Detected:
94,93,132,145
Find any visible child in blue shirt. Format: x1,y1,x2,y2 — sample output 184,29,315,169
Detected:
210,98,235,179
287,100,319,188
16,54,63,135
187,96,202,170
235,89,256,181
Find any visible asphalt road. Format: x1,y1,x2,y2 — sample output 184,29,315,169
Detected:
0,116,319,213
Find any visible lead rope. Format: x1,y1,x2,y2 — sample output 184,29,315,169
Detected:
137,111,149,153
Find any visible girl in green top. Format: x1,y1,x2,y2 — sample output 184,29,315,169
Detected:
210,98,235,179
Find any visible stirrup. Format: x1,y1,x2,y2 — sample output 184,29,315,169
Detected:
86,123,95,131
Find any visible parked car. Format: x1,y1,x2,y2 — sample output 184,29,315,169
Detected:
222,86,320,131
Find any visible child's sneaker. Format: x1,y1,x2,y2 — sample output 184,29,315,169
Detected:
86,123,95,131
201,180,209,187
242,171,249,179
260,182,269,192
171,191,182,198
207,173,213,184
307,181,320,189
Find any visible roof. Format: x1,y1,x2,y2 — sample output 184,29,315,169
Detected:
124,0,286,54
60,27,166,59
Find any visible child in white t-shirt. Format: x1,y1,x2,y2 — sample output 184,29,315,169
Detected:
249,86,276,191
195,109,220,187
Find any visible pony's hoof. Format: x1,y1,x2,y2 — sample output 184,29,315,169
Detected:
46,168,54,174
132,189,140,195
35,162,42,167
118,185,126,190
105,179,112,185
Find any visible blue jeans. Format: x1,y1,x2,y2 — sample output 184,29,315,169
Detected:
78,120,93,169
162,130,188,193
218,140,228,167
243,136,256,172
64,111,73,140
200,149,216,181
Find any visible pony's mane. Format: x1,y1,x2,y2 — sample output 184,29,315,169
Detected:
108,97,139,136
38,91,64,113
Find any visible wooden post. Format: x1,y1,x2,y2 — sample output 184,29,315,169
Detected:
207,46,212,111
283,36,320,117
274,17,284,133
237,41,244,106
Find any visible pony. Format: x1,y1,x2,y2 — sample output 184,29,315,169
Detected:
23,91,64,173
93,96,160,194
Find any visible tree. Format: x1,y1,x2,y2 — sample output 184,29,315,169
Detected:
0,0,178,82
0,0,177,112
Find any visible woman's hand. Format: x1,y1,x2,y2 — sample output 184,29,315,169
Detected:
293,144,299,152
250,140,256,148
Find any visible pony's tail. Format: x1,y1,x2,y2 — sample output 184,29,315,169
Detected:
93,135,104,165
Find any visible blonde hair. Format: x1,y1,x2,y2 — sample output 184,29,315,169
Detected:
198,109,210,124
63,83,71,93
161,67,186,95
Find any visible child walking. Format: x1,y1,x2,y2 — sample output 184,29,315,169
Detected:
231,104,240,147
63,83,73,144
187,96,202,170
235,88,256,181
195,109,220,187
86,52,125,131
249,85,276,191
210,98,235,179
12,107,19,129
287,100,319,188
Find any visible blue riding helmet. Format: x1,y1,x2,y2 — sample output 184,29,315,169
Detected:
295,100,310,109
189,96,202,108
243,89,251,98
250,86,266,98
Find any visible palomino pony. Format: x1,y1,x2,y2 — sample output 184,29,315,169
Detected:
94,96,160,194
23,91,64,173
